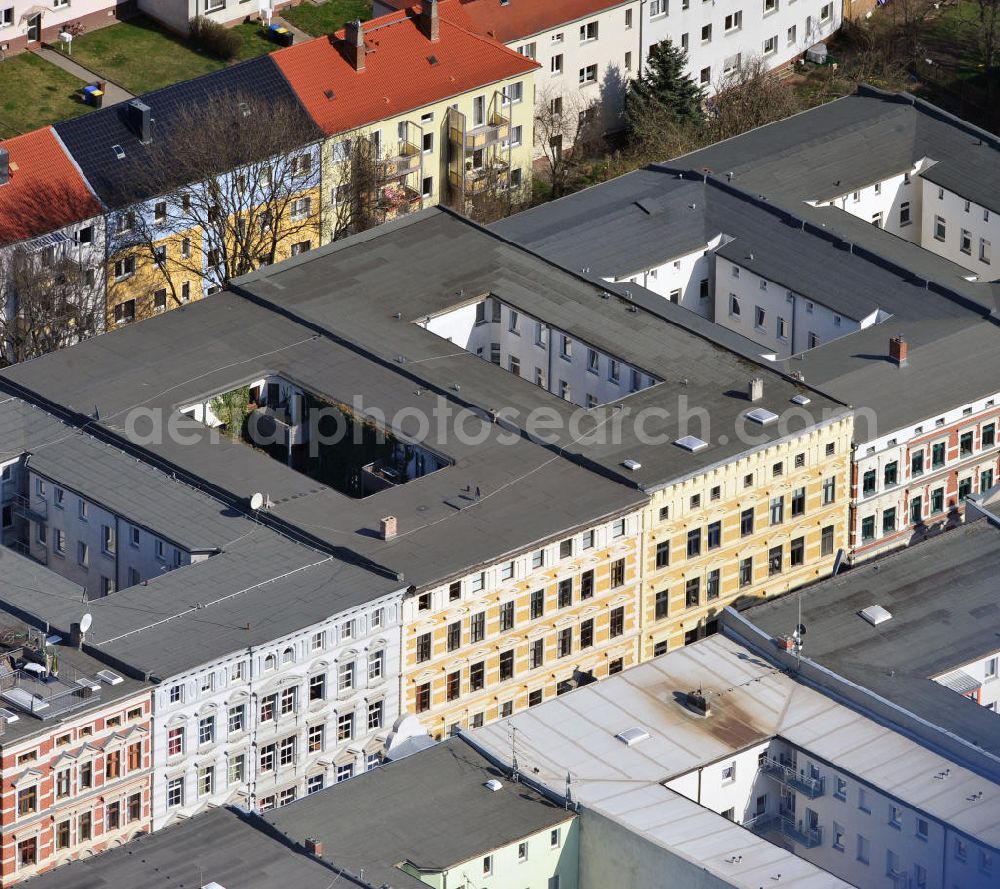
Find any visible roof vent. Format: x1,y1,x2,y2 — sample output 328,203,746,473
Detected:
127,99,152,144
615,726,650,746
622,459,642,471
96,670,124,686
238,101,251,117
324,89,335,99
427,54,439,65
746,407,779,426
859,604,892,627
484,778,503,792
112,144,125,160
0,147,8,186
791,394,811,405
674,435,708,452
685,689,712,716
748,377,764,402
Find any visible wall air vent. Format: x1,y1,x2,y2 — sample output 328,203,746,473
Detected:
746,407,779,426
615,726,650,746
859,604,892,627
674,435,708,452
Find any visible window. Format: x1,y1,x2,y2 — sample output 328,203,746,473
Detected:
551,54,563,74
228,702,247,734
770,496,784,525
337,661,355,692
768,545,783,575
613,518,626,537
17,837,37,868
763,0,777,11
198,714,215,745
579,618,594,649
687,528,701,558
822,476,836,505
932,441,946,468
931,486,945,514
820,1,833,20
787,24,797,43
981,238,992,264
529,638,545,669
934,215,946,241
17,785,37,817
649,0,666,14
740,507,754,537
579,21,598,41
725,11,742,30
763,35,777,54
530,589,544,619
700,66,711,84
500,600,515,631
416,682,431,713
416,632,432,663
470,661,485,691
166,777,184,808
685,577,700,608
610,606,625,637
558,578,573,608
611,557,625,587
470,611,486,642
701,24,712,42
557,627,573,658
739,556,753,587
790,536,805,567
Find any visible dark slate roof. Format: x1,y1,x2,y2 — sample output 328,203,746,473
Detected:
53,56,318,209
261,737,572,889
22,807,335,889
742,520,1000,761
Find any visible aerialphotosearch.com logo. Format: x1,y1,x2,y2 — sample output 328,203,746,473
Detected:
123,394,864,454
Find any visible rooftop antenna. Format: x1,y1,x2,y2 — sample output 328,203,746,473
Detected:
565,771,573,809
791,595,806,666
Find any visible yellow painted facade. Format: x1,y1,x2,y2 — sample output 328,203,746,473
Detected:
639,415,854,659
400,414,854,737
401,508,642,738
319,75,536,244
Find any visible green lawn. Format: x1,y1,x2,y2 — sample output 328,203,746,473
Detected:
0,53,90,137
282,0,371,38
56,15,279,96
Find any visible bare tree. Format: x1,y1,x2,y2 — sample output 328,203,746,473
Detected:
534,87,605,198
978,0,1000,71
705,56,802,143
326,132,391,242
115,90,323,310
0,247,102,365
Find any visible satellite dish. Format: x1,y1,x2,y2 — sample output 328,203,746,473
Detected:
796,623,807,637
80,613,93,633
250,492,264,511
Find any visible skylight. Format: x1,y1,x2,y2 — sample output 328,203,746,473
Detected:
791,394,811,405
746,407,779,426
674,435,708,452
859,604,892,627
615,726,650,746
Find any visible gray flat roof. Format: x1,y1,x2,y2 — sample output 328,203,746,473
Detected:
261,736,573,889
742,520,1000,761
471,633,1000,863
21,806,334,889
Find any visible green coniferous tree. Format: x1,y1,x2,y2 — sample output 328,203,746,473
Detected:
625,39,705,135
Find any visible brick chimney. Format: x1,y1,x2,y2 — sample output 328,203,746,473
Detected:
748,377,764,402
344,20,365,72
70,622,85,649
889,335,908,367
419,0,440,42
304,837,323,857
380,516,398,540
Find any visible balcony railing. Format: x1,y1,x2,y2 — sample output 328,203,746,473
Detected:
12,494,46,524
743,813,823,849
452,113,510,152
759,756,825,799
448,162,510,195
381,142,421,179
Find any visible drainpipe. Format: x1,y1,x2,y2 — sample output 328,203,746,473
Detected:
248,646,257,812
638,0,645,76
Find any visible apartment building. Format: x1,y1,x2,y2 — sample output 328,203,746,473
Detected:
0,579,152,884
379,0,642,141
472,631,1000,889
0,128,105,363
496,88,1000,563
274,1,537,232
52,56,322,329
642,0,840,89
0,0,133,55
739,517,1000,778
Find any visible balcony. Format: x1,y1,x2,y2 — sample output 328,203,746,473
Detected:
759,756,825,799
449,162,509,196
13,494,46,524
453,113,510,152
743,812,823,849
381,142,421,179
377,183,422,218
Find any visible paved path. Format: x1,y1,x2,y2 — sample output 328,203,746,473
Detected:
33,46,134,106
275,19,312,44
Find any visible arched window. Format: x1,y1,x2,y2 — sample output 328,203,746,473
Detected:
263,653,277,672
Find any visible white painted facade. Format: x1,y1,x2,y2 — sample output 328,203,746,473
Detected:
419,294,659,408
935,650,1000,713
851,388,1000,562
609,239,719,317
713,256,885,358
820,159,997,278
668,736,999,889
152,590,403,829
24,470,202,597
642,0,841,90
511,1,642,139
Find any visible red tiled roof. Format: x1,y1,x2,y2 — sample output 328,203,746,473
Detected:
0,127,102,246
382,0,628,44
273,5,539,136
